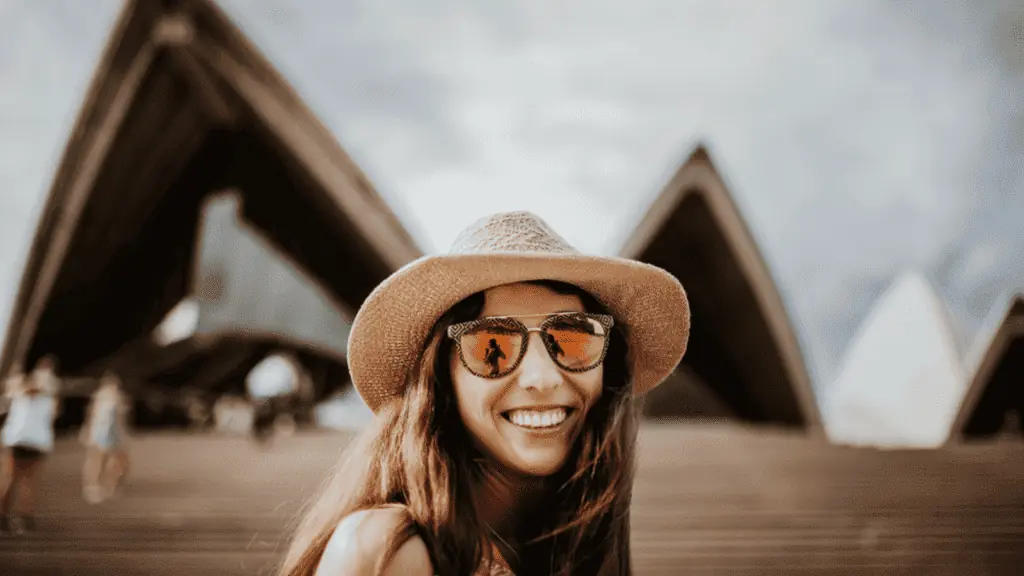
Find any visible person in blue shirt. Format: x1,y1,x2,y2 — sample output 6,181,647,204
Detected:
80,370,131,504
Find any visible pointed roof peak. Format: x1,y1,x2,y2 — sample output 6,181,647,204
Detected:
949,290,1024,441
824,267,965,448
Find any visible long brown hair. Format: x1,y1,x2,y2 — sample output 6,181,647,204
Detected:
279,280,638,575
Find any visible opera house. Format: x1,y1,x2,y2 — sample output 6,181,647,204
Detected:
0,0,823,436
0,0,1021,572
823,273,1024,448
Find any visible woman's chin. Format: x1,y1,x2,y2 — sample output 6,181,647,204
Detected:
503,448,571,477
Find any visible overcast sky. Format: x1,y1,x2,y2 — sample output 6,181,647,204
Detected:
1,0,1022,392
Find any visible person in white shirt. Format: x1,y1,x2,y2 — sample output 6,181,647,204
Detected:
80,371,131,504
0,356,61,534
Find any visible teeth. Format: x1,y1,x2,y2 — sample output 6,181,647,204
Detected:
507,408,568,429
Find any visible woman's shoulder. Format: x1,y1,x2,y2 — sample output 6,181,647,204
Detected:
317,506,433,576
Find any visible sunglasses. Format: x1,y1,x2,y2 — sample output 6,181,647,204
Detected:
447,312,615,379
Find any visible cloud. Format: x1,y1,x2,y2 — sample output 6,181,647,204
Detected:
0,0,121,346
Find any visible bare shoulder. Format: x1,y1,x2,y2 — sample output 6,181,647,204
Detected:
315,507,433,576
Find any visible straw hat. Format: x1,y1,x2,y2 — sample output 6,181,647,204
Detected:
348,211,690,413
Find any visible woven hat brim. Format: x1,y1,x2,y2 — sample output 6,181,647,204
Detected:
347,252,690,413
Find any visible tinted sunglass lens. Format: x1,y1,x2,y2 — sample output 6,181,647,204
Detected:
460,326,523,377
545,316,608,370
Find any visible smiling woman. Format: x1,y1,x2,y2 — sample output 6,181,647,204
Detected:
279,211,690,576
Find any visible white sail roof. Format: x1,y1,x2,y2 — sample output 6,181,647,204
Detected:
962,291,1024,380
948,292,1024,440
152,298,200,347
823,270,966,448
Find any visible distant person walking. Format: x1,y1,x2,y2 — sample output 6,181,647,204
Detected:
0,356,61,534
80,371,131,504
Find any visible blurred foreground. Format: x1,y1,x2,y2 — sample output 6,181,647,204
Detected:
1,424,1023,575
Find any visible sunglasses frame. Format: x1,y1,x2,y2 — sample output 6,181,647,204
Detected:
446,312,615,379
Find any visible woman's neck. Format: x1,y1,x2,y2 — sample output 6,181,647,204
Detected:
474,459,547,542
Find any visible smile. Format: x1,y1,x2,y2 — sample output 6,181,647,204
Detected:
503,407,573,429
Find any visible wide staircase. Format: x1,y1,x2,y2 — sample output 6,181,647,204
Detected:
1,425,1022,575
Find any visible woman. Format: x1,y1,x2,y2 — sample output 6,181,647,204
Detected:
281,211,690,575
80,370,131,504
0,357,61,534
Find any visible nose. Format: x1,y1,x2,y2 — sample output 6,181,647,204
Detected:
515,332,562,392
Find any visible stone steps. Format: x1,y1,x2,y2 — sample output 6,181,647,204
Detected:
0,427,1021,574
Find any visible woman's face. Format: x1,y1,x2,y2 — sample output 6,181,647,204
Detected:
449,282,604,477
